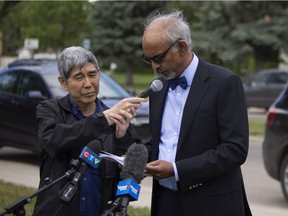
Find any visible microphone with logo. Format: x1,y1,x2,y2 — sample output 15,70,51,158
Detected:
138,79,163,98
102,143,148,216
59,140,102,204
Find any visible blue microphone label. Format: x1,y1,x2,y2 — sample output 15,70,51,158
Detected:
79,146,102,169
116,179,141,201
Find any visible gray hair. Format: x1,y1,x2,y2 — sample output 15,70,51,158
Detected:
57,46,100,81
143,10,192,52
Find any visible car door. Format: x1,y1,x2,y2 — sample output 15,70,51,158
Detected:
0,69,48,153
265,72,288,105
13,70,49,153
244,71,288,108
0,70,20,148
244,72,270,107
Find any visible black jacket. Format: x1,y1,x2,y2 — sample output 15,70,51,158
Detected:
33,95,137,216
148,58,252,216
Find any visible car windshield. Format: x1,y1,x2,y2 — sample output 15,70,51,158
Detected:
41,72,130,99
98,72,130,99
42,73,67,98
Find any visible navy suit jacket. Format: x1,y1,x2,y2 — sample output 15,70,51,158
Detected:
148,58,252,216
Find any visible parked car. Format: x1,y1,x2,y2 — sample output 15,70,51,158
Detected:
0,59,150,154
263,82,288,202
243,68,288,109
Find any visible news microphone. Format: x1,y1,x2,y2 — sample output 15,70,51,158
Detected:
138,79,163,98
101,144,148,215
116,143,148,201
59,140,102,203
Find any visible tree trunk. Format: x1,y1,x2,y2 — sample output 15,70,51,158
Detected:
254,45,279,71
126,63,133,85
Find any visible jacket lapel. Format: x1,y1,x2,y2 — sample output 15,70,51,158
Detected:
150,76,169,159
177,59,210,151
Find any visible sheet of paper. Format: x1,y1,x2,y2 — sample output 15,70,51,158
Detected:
99,150,125,166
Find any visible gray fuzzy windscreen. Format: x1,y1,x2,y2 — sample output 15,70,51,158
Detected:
120,143,148,184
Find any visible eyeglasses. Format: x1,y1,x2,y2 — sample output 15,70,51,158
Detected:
141,38,181,64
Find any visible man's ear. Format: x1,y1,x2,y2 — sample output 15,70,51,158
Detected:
58,76,68,91
177,40,189,56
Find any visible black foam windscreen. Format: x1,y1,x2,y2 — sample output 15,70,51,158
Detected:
86,139,102,154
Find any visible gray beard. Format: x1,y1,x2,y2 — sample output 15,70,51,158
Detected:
155,69,177,80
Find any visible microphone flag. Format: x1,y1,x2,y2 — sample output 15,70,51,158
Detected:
79,146,102,169
116,179,141,201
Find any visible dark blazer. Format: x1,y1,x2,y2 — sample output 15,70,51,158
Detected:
33,95,136,216
148,58,252,216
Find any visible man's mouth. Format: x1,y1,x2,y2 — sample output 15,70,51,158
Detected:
83,92,95,96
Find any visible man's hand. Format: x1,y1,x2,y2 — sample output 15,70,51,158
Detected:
103,97,146,138
146,160,174,180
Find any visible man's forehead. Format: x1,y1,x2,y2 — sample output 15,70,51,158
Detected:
143,23,164,44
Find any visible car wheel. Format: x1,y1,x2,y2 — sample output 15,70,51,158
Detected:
280,155,288,202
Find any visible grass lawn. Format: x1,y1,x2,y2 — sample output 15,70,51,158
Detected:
111,72,155,95
248,119,265,137
0,180,150,216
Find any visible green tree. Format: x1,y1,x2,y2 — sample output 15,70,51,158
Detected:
90,1,167,85
0,1,92,55
0,1,22,55
168,1,288,74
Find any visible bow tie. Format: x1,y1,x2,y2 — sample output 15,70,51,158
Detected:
168,76,188,90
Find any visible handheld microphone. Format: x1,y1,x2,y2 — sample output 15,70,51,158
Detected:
138,79,163,98
116,143,148,201
59,140,102,203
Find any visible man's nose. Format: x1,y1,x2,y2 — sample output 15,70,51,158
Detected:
83,76,92,86
151,61,160,71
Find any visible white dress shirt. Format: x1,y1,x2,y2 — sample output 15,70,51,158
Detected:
158,53,199,190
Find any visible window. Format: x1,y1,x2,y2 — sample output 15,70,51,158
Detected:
0,71,18,93
17,71,47,97
267,73,288,84
247,73,269,87
276,87,288,109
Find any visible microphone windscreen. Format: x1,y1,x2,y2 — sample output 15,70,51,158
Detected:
150,79,163,92
86,140,102,154
120,143,148,184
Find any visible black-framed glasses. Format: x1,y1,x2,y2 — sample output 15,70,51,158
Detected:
141,38,181,64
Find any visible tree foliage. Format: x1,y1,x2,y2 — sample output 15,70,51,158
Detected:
169,1,288,73
0,0,92,55
0,1,22,55
1,1,288,76
90,1,167,84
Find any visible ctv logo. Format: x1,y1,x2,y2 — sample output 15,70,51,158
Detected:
80,147,102,169
83,150,101,164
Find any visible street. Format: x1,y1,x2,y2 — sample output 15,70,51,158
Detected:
242,137,288,215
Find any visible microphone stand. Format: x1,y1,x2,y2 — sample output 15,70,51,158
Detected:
101,196,130,216
0,161,79,216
